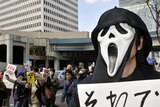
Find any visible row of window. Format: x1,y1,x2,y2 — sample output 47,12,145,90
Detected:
0,8,41,23
46,0,78,12
44,30,51,32
44,0,78,18
1,12,77,32
44,29,58,32
64,0,78,7
1,15,41,28
0,1,40,16
58,51,96,58
44,22,71,32
7,21,73,32
0,0,40,11
10,22,41,31
44,29,67,32
44,8,78,24
44,15,78,30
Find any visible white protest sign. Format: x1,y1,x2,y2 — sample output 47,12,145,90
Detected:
78,79,160,107
3,64,17,89
3,70,17,89
6,64,17,72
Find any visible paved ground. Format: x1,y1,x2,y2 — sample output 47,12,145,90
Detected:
55,90,68,107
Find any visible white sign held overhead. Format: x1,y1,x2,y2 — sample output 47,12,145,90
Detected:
3,70,17,89
6,64,17,72
78,79,160,107
3,64,17,89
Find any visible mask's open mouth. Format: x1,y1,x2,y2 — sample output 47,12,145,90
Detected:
108,43,118,74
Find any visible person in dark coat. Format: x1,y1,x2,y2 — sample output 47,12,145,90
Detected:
61,69,77,106
69,7,160,107
0,74,7,107
50,67,59,107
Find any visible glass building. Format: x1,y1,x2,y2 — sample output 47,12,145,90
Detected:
119,0,156,33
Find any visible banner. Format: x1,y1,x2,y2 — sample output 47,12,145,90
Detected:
78,79,160,107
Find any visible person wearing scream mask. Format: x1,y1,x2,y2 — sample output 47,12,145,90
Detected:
69,7,160,107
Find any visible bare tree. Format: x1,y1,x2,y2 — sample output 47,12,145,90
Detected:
146,0,160,43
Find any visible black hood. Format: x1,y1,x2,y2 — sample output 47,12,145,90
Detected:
92,7,152,59
91,7,152,82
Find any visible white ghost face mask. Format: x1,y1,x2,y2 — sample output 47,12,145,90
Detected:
97,23,135,77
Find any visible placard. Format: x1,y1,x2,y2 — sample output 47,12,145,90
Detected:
6,64,17,72
26,72,34,84
78,79,160,107
3,70,17,89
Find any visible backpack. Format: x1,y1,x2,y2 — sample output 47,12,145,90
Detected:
35,79,53,104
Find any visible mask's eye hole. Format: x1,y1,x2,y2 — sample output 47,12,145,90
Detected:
100,27,109,37
115,24,128,34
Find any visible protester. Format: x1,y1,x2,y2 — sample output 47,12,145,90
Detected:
42,67,54,107
61,69,77,105
76,68,87,83
66,64,73,70
0,73,7,107
69,7,160,107
87,65,94,76
73,65,79,75
6,70,29,107
50,67,59,107
28,66,45,107
1,69,12,107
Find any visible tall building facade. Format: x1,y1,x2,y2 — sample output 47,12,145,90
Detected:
0,0,78,32
119,0,156,33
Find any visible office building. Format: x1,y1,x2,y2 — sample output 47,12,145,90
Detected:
0,0,78,32
119,0,156,33
120,0,160,61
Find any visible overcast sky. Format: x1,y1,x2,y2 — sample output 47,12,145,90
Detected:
78,0,119,33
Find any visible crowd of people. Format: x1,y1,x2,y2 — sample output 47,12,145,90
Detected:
0,64,94,107
0,66,59,107
60,64,94,106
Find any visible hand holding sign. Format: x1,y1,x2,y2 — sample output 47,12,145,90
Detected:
3,64,17,89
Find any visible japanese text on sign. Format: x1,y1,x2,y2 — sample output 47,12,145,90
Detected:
78,79,160,107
